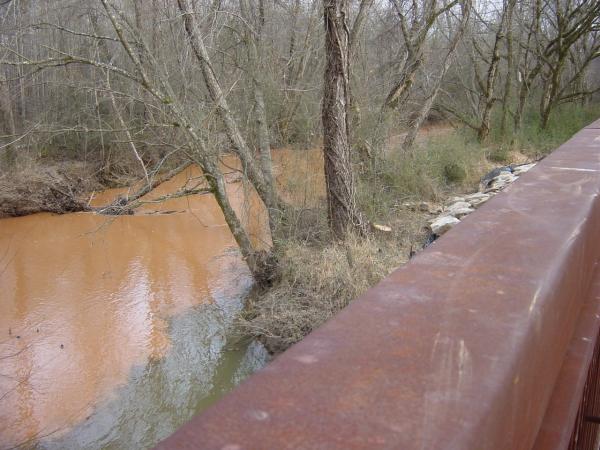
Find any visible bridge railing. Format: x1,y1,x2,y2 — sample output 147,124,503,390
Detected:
156,119,600,450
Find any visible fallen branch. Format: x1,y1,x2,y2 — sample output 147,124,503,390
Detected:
96,185,212,215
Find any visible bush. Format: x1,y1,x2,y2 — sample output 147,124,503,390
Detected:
487,145,510,163
357,128,490,223
444,162,467,183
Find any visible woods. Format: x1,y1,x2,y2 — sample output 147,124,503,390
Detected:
0,0,599,278
1,3,600,446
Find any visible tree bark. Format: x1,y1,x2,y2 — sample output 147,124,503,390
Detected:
322,0,365,238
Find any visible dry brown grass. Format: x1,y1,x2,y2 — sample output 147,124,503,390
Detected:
239,207,431,353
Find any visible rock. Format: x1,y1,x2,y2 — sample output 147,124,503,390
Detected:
485,172,518,192
419,201,443,214
446,201,471,210
442,201,474,219
447,207,474,219
447,201,475,218
371,223,392,232
512,163,535,175
444,201,468,212
464,192,491,208
429,216,460,235
423,232,437,247
480,166,512,190
464,192,487,200
448,196,466,204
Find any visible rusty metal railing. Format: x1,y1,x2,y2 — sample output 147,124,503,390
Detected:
155,118,600,450
572,332,600,449
532,273,600,450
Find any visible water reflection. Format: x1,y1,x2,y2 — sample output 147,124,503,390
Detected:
0,149,322,449
0,170,269,449
42,305,268,450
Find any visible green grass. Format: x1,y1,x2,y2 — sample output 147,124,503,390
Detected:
496,103,600,157
359,103,600,224
357,128,488,221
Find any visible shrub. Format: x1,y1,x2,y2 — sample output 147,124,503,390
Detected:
444,162,467,183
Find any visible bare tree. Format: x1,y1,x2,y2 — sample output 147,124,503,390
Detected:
536,0,600,128
383,0,459,111
476,0,516,142
322,0,365,238
402,0,471,150
239,0,274,202
438,0,516,142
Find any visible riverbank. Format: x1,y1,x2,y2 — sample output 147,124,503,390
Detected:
0,161,99,217
241,106,600,354
1,105,598,447
2,106,599,361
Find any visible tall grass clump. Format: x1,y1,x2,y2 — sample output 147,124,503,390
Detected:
358,128,490,224
239,233,410,353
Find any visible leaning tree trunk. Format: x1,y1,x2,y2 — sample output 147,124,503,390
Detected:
177,0,279,230
402,0,471,152
322,0,365,239
477,30,504,142
514,65,540,134
239,0,275,203
539,53,567,130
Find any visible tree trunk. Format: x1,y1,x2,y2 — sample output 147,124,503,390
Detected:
514,65,541,134
402,94,435,151
322,0,365,238
539,53,567,130
513,77,528,134
477,33,502,141
177,0,279,226
402,0,471,151
0,67,16,169
239,0,275,209
499,3,515,139
477,0,516,142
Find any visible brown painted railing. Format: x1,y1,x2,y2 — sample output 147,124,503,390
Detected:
156,119,600,450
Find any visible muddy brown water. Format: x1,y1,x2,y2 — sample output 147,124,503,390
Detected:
0,149,324,450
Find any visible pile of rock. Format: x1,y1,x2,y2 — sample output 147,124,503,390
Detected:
429,162,536,236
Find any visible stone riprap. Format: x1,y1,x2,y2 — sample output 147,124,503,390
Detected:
428,162,537,236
